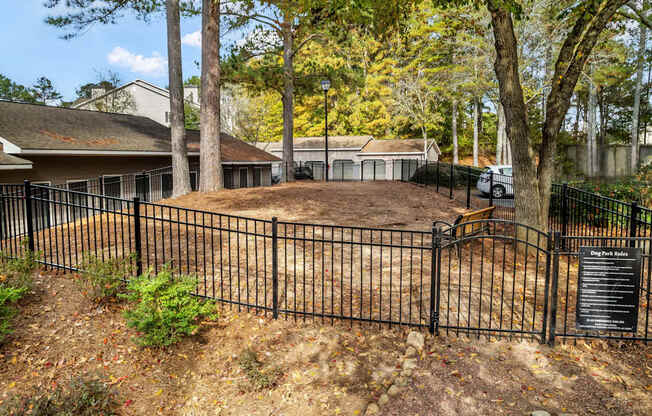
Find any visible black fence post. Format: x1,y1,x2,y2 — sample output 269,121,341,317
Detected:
133,197,143,276
24,180,35,253
449,163,454,199
436,161,440,192
629,202,639,248
429,225,441,335
548,231,561,346
272,217,279,319
466,166,471,209
541,232,554,344
561,183,569,249
489,172,494,207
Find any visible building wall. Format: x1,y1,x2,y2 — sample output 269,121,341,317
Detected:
0,155,272,194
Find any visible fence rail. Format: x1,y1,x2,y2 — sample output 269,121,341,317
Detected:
2,182,651,344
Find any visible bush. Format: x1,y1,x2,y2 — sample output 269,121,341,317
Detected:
75,255,134,303
0,240,38,291
0,374,118,416
238,348,283,391
410,163,483,188
121,269,217,347
0,285,27,345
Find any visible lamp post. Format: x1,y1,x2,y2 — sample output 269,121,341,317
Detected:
321,79,331,181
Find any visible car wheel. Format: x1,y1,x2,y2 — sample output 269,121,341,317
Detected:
491,185,506,199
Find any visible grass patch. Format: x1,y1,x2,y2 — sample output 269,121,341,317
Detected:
238,348,283,391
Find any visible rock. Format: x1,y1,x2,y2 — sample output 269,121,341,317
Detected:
387,385,401,397
400,368,413,378
406,331,425,352
530,411,551,416
402,358,418,370
378,394,389,406
405,346,417,358
365,403,380,415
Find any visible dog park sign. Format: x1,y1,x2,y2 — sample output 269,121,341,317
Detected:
576,247,641,332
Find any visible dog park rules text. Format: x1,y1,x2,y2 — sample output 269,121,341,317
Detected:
576,247,641,332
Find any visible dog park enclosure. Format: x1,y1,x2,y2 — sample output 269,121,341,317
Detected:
0,179,650,345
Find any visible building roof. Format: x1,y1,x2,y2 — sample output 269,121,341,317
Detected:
360,139,441,155
0,101,279,163
260,136,374,151
0,151,33,169
72,79,199,109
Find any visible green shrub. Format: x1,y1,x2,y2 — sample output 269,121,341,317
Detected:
76,255,134,303
0,240,38,291
0,285,27,345
410,163,483,188
238,348,283,391
0,374,118,416
121,268,217,347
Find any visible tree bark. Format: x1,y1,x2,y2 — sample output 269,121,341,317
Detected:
487,5,541,233
587,72,598,177
631,23,647,172
496,102,504,164
166,0,191,197
452,99,459,164
199,0,223,192
473,96,480,166
487,0,627,233
281,16,295,182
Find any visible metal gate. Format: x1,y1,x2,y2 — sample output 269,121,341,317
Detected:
432,220,552,343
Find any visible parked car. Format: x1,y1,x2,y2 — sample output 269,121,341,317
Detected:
477,165,513,198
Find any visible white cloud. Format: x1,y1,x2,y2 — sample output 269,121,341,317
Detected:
182,31,202,48
107,47,167,76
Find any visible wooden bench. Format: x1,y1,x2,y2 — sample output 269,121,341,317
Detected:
433,206,496,256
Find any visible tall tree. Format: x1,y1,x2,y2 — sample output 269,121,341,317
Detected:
167,0,192,197
0,74,36,103
480,0,629,233
631,17,648,171
199,0,223,191
32,77,62,105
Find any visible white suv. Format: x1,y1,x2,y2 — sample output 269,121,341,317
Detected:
476,165,513,199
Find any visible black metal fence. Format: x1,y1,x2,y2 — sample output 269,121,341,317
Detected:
391,159,651,242
1,182,650,344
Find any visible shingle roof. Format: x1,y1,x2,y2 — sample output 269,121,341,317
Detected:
261,136,373,151
361,139,440,154
0,152,32,166
0,101,279,163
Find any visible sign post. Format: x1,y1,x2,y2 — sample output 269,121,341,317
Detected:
576,247,641,332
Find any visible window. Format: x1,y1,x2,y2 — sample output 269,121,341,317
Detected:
224,169,234,189
67,180,89,221
332,160,354,180
253,168,262,187
190,171,198,191
165,111,170,123
239,168,248,188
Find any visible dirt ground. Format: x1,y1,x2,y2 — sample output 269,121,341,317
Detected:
1,272,651,416
163,181,468,231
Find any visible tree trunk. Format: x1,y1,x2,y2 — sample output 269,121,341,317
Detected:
573,94,580,140
488,5,542,233
281,17,295,182
166,0,191,197
473,96,480,166
452,99,459,164
631,23,647,172
496,102,504,164
199,0,223,192
587,74,598,177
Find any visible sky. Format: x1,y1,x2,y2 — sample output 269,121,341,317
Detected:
0,0,231,102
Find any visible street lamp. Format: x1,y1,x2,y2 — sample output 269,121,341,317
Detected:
321,80,331,181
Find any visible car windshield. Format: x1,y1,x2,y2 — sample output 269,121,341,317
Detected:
501,168,513,176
